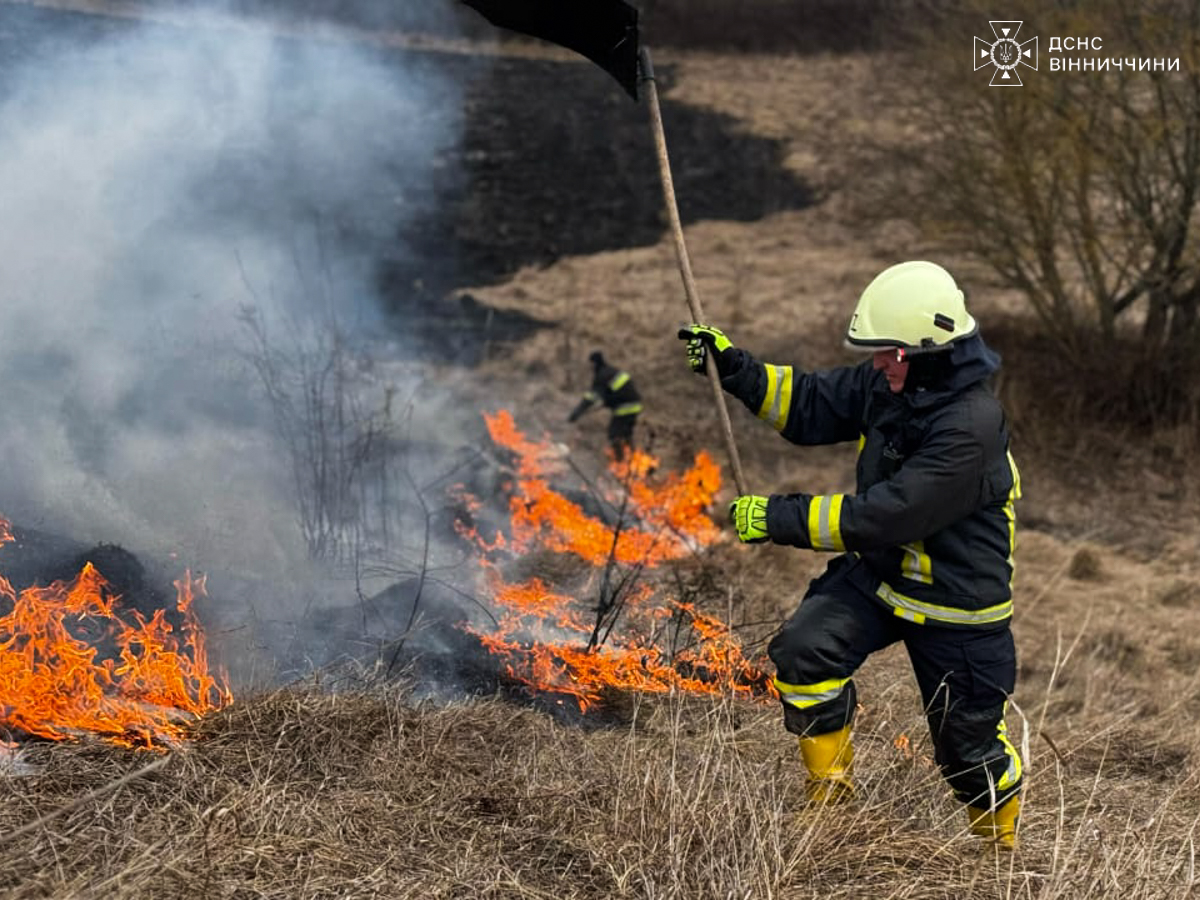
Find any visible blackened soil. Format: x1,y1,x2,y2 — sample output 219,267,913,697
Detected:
0,3,812,362
385,52,813,360
0,524,180,646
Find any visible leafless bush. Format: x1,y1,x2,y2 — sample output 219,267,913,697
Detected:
238,305,389,563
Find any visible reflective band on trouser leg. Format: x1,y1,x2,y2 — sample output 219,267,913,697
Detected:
613,402,643,416
773,676,851,710
806,494,845,551
756,364,793,432
996,712,1022,792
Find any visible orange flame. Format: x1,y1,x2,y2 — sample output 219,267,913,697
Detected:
0,517,231,749
460,412,771,709
481,410,721,565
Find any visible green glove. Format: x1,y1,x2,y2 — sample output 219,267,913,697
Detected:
677,324,735,376
728,495,770,543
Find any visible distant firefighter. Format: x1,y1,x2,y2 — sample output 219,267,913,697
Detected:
567,351,642,460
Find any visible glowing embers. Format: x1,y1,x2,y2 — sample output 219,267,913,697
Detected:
0,517,231,750
460,411,770,711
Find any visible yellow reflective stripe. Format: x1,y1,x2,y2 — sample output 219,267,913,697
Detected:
757,364,778,423
892,606,926,624
1007,450,1022,500
1004,451,1021,589
875,582,1013,626
755,364,793,432
773,676,850,709
900,540,933,585
997,711,1022,790
613,402,642,416
608,371,631,391
775,366,793,430
856,433,866,457
806,494,845,551
583,391,599,402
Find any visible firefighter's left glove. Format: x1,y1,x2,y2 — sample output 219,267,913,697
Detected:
728,495,770,543
678,324,737,377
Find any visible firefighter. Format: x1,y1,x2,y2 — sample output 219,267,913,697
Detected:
679,261,1023,848
568,351,643,460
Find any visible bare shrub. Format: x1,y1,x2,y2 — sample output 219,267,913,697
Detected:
861,0,1200,428
239,306,389,563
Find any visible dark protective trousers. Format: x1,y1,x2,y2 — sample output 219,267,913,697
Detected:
767,565,1021,809
607,414,636,459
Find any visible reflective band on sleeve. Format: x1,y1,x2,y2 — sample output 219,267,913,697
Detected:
756,364,793,432
772,676,850,710
900,541,933,585
876,582,1013,626
613,402,643,416
806,494,845,551
583,391,599,403
608,372,631,391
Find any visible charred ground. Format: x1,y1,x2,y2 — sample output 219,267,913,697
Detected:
381,52,813,359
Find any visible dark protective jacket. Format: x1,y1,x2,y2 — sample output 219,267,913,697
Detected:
571,361,643,421
720,335,1020,628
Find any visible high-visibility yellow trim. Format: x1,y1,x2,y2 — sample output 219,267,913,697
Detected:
776,366,793,430
892,606,926,624
856,434,866,457
876,582,1013,626
613,402,643,417
900,540,933,585
1004,450,1021,589
806,494,845,551
758,365,777,421
756,364,793,432
997,709,1022,790
583,390,599,403
773,676,850,709
608,371,631,391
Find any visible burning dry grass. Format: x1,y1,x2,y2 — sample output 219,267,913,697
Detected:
2,15,1198,900
3,663,1200,899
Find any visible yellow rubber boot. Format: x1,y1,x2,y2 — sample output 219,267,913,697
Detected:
967,795,1020,849
798,726,855,804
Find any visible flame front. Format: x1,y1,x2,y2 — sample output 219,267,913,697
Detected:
460,411,770,710
0,518,231,749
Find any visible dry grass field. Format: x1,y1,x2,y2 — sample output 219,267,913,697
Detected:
3,5,1200,899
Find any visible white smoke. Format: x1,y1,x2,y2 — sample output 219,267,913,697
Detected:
0,3,461,584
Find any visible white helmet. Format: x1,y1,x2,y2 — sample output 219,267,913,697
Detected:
846,261,977,352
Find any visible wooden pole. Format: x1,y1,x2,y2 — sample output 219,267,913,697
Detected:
638,47,748,495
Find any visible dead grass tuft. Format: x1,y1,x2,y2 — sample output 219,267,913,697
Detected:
1067,547,1104,582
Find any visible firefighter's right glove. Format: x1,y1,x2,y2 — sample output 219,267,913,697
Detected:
678,324,736,377
728,495,770,543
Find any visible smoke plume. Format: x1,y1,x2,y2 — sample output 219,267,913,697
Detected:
0,2,460,577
